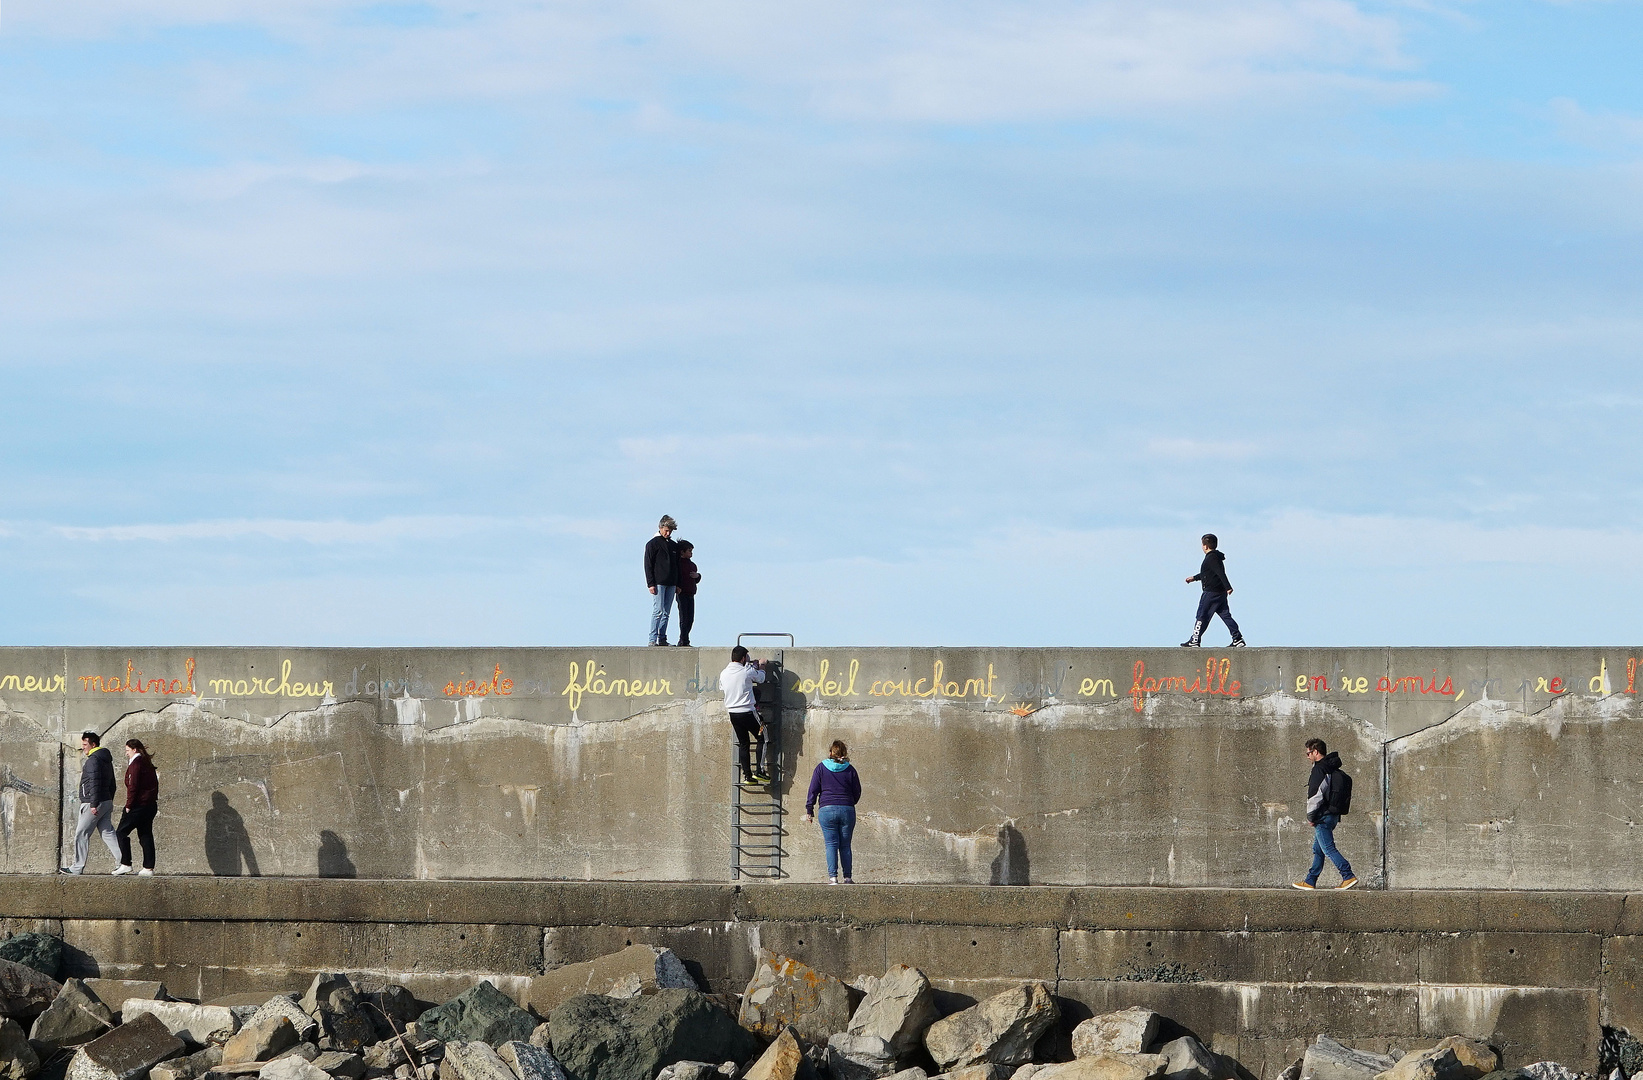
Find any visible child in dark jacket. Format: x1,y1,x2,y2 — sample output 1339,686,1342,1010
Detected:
675,542,701,648
805,740,862,884
1181,533,1246,648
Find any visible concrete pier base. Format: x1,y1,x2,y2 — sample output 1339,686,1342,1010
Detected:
1,879,1630,1075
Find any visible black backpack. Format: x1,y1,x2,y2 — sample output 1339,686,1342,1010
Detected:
1331,770,1353,816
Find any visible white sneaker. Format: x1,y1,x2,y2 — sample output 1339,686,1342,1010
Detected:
111,865,133,876
137,868,154,877
828,877,838,885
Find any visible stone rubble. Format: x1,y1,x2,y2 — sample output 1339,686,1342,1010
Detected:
0,936,1614,1080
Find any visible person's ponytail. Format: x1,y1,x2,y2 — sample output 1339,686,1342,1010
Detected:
125,738,154,764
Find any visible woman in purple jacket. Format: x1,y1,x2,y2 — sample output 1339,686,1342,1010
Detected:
804,740,862,884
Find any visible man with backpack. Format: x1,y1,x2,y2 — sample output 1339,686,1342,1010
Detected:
1292,738,1358,889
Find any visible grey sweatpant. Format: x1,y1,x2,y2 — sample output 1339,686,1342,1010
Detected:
68,800,120,873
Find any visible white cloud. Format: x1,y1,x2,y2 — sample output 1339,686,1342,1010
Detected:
1549,96,1643,150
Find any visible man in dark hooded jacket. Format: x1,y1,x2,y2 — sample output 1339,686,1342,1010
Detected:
1293,738,1356,889
62,731,121,874
1181,533,1245,648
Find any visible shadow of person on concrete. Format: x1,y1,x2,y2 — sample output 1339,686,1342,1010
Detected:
204,791,261,876
317,830,357,878
989,821,1030,885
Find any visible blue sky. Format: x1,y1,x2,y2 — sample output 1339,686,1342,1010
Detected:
1,0,1640,647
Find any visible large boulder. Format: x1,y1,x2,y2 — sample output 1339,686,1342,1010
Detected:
66,1012,187,1080
123,1002,239,1048
847,968,939,1060
946,1066,1013,1080
222,1016,301,1065
745,1030,810,1080
548,990,759,1080
1518,1068,1577,1080
527,947,697,1017
497,1043,570,1080
300,976,374,1054
347,979,421,1044
1071,1011,1159,1060
1376,1042,1499,1080
259,1058,331,1080
441,1044,517,1080
0,959,61,1022
30,980,116,1049
923,984,1059,1070
311,1053,365,1080
153,1047,225,1080
1304,1040,1397,1080
826,1035,897,1080
1155,1039,1233,1080
418,984,535,1048
1034,1059,1164,1080
244,999,318,1045
738,952,853,1047
1,1017,41,1080
0,935,62,981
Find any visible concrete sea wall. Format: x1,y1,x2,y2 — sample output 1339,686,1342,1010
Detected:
0,646,1639,887
0,879,1632,1075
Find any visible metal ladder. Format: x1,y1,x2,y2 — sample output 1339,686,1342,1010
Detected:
730,633,791,880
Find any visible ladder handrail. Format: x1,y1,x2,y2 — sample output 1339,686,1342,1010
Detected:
736,632,795,647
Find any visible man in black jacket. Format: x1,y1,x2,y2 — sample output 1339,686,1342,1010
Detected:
644,515,681,646
62,730,121,875
1293,738,1357,889
1181,533,1245,648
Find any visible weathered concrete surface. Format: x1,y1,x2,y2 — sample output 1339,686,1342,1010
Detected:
0,647,1640,886
0,881,1632,1075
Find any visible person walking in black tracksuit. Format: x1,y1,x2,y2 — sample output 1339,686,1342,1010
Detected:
1181,533,1246,647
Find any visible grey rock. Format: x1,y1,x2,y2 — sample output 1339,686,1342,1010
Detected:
738,952,854,1047
223,1017,301,1065
847,968,939,1060
123,1002,239,1048
363,1045,409,1072
548,990,759,1080
1011,1068,1040,1080
1303,1039,1396,1080
30,980,116,1050
922,983,1059,1070
66,1013,186,1080
279,1047,322,1064
298,978,374,1055
1519,1068,1578,1080
527,947,696,1018
1,1017,41,1080
347,982,420,1045
947,1067,1013,1080
1278,1060,1302,1080
83,983,167,1022
1070,1011,1160,1061
1156,1039,1230,1080
888,1070,929,1080
246,1001,318,1046
302,980,353,1020
826,1035,897,1080
496,1043,568,1080
658,1065,720,1080
0,960,61,1022
153,1046,225,1080
417,985,534,1049
526,1028,551,1053
313,1054,365,1080
1033,1058,1166,1080
0,936,62,982
441,1045,516,1080
259,1058,330,1080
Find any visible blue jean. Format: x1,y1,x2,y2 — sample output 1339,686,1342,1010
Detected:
818,804,855,879
1193,591,1241,642
648,586,675,644
1307,813,1353,884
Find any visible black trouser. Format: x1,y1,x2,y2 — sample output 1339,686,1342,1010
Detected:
677,594,695,646
117,804,157,870
730,710,764,779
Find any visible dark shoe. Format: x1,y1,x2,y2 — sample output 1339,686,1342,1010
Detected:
677,639,691,647
750,771,771,784
1230,638,1247,647
59,868,78,875
1179,640,1200,648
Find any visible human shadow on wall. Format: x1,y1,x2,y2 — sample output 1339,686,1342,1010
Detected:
204,791,261,876
318,831,357,878
989,822,1030,885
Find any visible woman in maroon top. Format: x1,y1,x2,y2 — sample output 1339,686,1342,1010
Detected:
113,739,159,876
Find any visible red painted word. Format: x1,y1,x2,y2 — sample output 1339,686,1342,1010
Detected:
444,664,513,698
1377,671,1456,695
1130,658,1239,713
78,658,196,696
